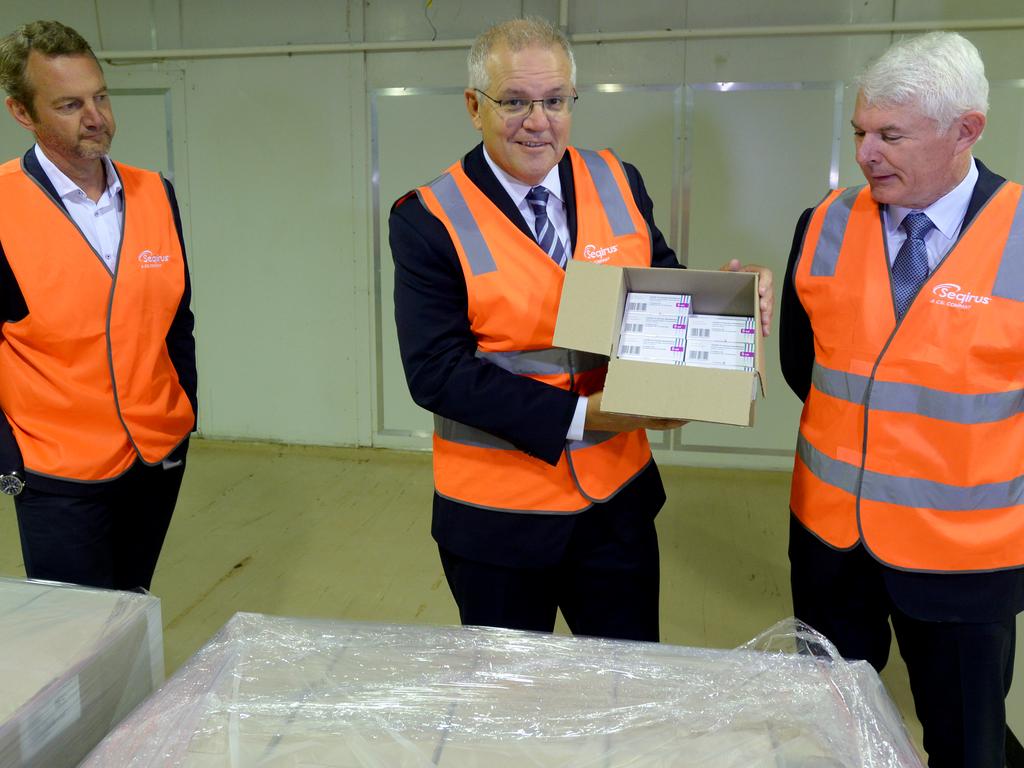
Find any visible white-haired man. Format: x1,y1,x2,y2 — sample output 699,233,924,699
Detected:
390,17,772,641
781,31,1020,766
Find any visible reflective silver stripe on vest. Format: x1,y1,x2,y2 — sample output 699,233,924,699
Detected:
798,432,1024,511
811,186,863,277
436,414,616,451
813,362,1024,424
575,149,637,237
811,363,870,406
424,173,497,276
992,186,1024,301
569,430,618,449
796,433,861,496
435,414,516,450
476,348,607,376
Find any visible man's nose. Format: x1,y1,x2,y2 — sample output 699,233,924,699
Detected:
855,135,878,165
81,101,104,127
521,101,551,130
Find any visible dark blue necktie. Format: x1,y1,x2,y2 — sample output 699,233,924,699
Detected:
892,212,934,318
526,186,567,268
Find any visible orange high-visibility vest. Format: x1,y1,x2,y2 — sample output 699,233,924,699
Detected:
0,157,195,483
791,180,1024,571
416,147,654,513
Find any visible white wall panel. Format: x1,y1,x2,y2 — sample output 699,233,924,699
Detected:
984,81,1024,179
373,88,475,444
364,1,549,42
572,40,687,87
367,49,472,88
180,0,359,47
94,0,163,50
895,0,1024,20
0,2,99,42
569,3,688,33
685,35,890,84
687,0,893,27
183,54,366,445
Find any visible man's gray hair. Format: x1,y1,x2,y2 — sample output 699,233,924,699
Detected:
467,17,576,92
856,31,988,131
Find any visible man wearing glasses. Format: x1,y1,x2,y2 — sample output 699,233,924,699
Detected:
390,17,772,639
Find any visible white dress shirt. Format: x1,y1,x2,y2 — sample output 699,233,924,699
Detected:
482,148,589,441
34,144,123,272
885,158,978,270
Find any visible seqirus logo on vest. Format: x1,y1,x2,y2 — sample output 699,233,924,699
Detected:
138,249,171,269
929,283,992,309
582,243,619,263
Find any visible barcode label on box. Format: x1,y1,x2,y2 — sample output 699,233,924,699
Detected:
624,322,644,333
685,340,756,370
686,315,757,344
628,301,647,312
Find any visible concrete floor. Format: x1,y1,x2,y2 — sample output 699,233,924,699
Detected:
0,437,924,758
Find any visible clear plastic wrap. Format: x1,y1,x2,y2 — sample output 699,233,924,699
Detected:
83,614,923,767
0,577,163,768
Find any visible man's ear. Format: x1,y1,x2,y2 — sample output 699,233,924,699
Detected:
955,110,986,154
465,89,482,132
5,96,35,132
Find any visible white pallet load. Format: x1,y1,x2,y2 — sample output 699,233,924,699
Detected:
0,578,163,768
83,615,923,767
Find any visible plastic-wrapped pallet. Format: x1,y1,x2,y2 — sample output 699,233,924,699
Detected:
0,578,163,768
83,615,923,767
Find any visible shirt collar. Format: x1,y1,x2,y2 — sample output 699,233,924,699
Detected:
33,143,121,202
482,146,564,208
887,158,978,240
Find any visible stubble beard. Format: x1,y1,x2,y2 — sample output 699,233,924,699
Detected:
37,124,113,162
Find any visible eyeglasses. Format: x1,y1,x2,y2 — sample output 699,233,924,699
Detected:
474,89,578,119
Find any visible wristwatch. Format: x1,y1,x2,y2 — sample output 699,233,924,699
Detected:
0,471,24,496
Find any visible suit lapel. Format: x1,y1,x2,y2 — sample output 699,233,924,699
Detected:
462,144,534,242
558,151,576,252
963,158,1006,229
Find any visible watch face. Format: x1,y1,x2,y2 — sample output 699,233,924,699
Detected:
0,474,24,496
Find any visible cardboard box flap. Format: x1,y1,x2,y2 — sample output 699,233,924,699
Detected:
603,360,757,427
553,260,624,355
623,268,753,315
756,337,767,397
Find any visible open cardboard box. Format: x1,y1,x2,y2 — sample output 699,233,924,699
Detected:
553,261,766,426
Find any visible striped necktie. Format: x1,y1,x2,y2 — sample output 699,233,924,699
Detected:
525,186,567,268
892,211,934,318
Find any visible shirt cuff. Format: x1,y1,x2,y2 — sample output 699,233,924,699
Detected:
567,396,588,442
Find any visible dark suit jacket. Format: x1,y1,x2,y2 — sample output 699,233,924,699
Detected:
0,148,198,494
389,143,676,568
780,159,1024,622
